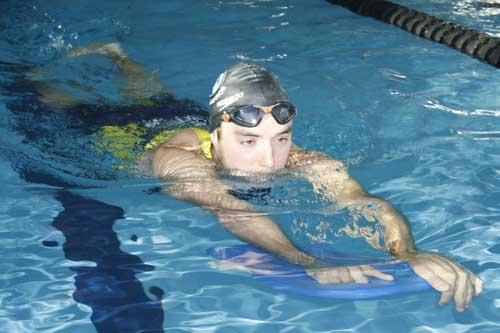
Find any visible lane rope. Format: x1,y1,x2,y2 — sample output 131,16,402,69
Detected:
327,0,500,68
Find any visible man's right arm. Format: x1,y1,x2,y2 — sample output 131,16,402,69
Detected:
151,131,394,284
151,130,316,266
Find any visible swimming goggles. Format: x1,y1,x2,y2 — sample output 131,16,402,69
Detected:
217,101,297,128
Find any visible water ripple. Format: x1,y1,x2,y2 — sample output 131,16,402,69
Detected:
424,100,500,117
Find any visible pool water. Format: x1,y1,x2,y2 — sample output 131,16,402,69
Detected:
1,0,500,332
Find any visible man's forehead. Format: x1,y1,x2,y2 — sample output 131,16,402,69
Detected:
233,128,292,137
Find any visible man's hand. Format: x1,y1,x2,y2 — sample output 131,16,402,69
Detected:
306,265,394,284
403,251,484,312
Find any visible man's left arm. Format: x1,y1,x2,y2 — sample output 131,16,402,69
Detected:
288,149,483,312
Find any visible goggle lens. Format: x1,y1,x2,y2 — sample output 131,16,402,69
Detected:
272,103,296,124
225,102,296,127
233,106,262,126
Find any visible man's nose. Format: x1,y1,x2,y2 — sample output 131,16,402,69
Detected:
259,143,275,169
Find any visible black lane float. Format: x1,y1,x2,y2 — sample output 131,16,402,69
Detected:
326,0,500,68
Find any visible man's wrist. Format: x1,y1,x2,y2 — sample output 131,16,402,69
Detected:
286,250,317,267
391,246,418,260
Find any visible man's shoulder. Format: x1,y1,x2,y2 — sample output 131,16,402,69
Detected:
162,127,213,160
287,147,344,169
151,128,213,179
163,128,202,149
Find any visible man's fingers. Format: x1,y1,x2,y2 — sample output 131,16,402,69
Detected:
474,276,484,296
420,254,481,310
406,252,484,311
308,266,383,284
439,289,454,306
465,279,474,308
453,269,468,312
348,266,369,284
308,268,341,284
411,262,450,292
432,255,479,311
337,268,351,283
412,256,457,305
360,265,394,281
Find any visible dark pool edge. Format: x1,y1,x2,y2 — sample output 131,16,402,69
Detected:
326,0,500,69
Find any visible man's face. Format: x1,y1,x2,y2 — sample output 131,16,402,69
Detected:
211,112,293,174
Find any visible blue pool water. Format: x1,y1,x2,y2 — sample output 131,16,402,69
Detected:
1,0,500,332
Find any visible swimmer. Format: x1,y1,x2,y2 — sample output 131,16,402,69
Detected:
152,62,483,312
36,43,483,312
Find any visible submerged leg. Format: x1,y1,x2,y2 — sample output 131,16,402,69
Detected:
26,67,84,109
68,42,172,102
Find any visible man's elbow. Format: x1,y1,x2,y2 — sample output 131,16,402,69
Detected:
365,197,392,213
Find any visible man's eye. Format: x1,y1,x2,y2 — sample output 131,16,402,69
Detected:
277,137,289,143
240,139,255,145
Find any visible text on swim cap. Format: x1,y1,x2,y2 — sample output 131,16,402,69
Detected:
216,92,244,111
209,86,226,105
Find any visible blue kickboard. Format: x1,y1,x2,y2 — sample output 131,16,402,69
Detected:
209,244,433,300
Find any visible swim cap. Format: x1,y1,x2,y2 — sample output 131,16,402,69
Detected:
208,63,290,132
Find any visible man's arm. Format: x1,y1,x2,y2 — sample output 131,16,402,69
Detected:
288,149,483,311
151,131,393,284
152,130,316,266
287,148,415,256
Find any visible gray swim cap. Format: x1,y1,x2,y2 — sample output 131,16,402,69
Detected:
208,63,289,132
